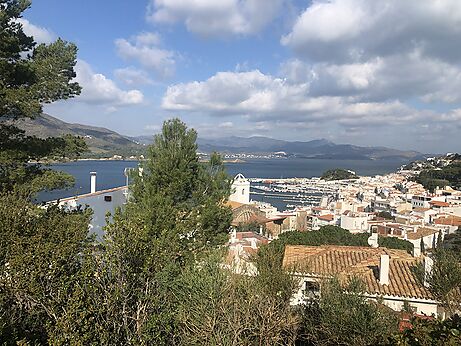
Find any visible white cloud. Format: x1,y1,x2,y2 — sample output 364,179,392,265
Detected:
114,67,154,86
161,69,461,133
281,50,461,104
282,0,461,64
146,0,284,37
17,18,55,44
74,60,144,106
115,32,175,79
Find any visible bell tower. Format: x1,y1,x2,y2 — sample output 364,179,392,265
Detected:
229,173,250,204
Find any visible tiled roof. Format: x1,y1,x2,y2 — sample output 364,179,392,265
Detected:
318,214,334,221
406,227,438,240
429,200,450,207
434,215,461,226
413,208,431,212
283,245,432,300
226,200,245,209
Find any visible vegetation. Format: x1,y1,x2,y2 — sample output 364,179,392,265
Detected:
1,2,461,345
416,161,461,192
0,0,87,196
321,168,358,181
377,211,395,220
298,278,398,346
265,226,413,261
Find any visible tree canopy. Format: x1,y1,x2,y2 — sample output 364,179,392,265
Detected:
0,0,86,197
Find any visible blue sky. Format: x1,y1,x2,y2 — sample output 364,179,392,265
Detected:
22,0,461,153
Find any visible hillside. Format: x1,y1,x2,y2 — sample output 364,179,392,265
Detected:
4,114,145,158
130,135,422,161
196,136,422,161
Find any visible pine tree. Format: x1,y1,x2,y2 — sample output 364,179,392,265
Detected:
66,119,233,344
0,0,86,196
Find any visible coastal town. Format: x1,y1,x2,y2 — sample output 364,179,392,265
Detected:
3,0,461,344
225,157,461,319
55,153,461,322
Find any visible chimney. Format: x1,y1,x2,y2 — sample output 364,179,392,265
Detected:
90,172,97,193
423,256,434,288
379,254,390,285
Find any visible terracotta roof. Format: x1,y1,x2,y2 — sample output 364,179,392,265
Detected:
406,227,438,240
413,208,431,212
429,201,450,207
434,215,461,226
283,245,432,300
226,200,245,209
318,214,334,221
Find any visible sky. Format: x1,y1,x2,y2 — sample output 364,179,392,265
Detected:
21,0,461,153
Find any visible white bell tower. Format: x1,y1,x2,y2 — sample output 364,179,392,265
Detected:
230,173,250,204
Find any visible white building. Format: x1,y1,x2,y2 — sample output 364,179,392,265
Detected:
53,172,128,240
340,211,369,233
229,173,250,204
283,245,444,318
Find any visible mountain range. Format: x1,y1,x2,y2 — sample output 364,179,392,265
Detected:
5,114,424,161
3,113,143,157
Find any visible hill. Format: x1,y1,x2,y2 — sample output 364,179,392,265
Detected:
3,114,145,158
194,136,422,161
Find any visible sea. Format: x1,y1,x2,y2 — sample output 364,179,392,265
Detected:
37,158,405,210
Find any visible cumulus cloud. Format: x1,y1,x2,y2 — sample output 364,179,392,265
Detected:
17,18,55,44
282,0,461,64
146,0,284,37
74,60,144,106
114,67,154,86
115,32,175,79
161,68,461,133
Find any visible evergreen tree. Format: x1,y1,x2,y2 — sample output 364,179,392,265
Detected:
0,2,90,343
59,119,233,344
0,0,86,196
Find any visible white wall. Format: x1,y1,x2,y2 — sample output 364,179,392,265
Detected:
60,187,128,241
230,174,250,204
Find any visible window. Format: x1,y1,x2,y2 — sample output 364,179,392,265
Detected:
303,280,320,299
242,189,245,195
104,195,112,202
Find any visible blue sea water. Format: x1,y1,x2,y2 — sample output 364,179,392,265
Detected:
37,158,405,208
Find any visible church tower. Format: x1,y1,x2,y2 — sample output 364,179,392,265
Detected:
229,173,250,204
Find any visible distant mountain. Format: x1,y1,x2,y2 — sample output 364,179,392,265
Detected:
7,114,423,161
195,136,423,161
4,113,144,158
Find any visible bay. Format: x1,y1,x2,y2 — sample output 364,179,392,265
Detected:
37,158,404,208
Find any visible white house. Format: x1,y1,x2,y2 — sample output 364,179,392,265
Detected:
54,172,128,240
340,211,369,233
283,245,444,318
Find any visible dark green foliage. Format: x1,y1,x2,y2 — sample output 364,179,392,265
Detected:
442,227,461,253
298,278,398,346
377,211,394,220
321,168,358,181
53,119,234,344
391,314,461,345
0,0,85,197
416,161,461,192
0,192,92,344
175,251,299,346
418,249,461,315
278,226,412,251
0,124,87,195
0,0,80,119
